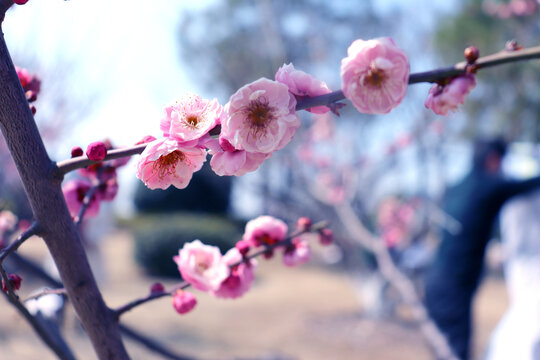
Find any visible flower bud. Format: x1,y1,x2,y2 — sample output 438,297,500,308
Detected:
235,240,250,256
318,228,334,246
2,273,22,292
150,282,165,294
172,290,197,315
296,217,312,232
71,146,84,158
86,141,107,162
14,0,29,4
464,46,479,63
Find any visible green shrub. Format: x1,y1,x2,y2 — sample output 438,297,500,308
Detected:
127,212,243,277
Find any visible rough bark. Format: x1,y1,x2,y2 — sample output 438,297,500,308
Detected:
0,9,129,360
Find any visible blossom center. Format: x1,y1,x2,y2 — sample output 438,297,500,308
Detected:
363,66,386,88
244,97,275,129
154,150,185,179
186,114,200,127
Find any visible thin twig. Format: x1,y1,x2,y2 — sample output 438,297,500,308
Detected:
73,185,98,227
23,288,67,302
0,221,41,264
0,265,75,359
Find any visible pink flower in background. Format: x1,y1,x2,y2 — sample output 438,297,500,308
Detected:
243,215,288,247
341,37,409,114
0,210,17,235
207,137,270,176
136,138,206,190
221,78,300,154
15,66,41,96
2,273,22,292
160,93,224,142
173,240,229,292
275,63,332,114
62,179,100,218
172,290,197,314
283,237,311,267
212,248,256,299
425,74,476,116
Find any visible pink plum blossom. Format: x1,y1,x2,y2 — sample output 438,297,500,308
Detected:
221,78,300,154
275,63,332,114
283,237,311,267
207,137,270,176
341,37,409,114
62,179,100,218
242,215,288,248
212,248,256,299
424,74,476,116
0,210,17,235
136,138,206,190
172,290,197,315
173,240,229,292
160,93,224,142
15,66,40,96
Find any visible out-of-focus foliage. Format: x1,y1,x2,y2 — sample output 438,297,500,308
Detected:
434,0,540,140
126,212,242,277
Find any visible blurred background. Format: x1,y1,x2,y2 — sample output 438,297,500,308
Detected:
2,0,540,359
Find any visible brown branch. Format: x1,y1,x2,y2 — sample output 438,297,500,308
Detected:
0,265,75,359
335,202,458,360
56,144,147,176
0,24,129,360
23,287,67,302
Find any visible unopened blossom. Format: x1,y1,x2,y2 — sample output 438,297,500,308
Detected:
2,273,22,292
172,290,197,315
208,137,270,176
160,93,224,142
424,74,476,116
62,179,100,218
15,66,40,96
221,78,300,154
173,240,229,292
318,228,334,246
136,138,206,190
212,248,256,299
86,141,107,162
242,215,288,248
283,237,311,267
341,37,409,114
275,63,332,114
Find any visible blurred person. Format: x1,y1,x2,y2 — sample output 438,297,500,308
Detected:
424,138,540,360
485,145,540,360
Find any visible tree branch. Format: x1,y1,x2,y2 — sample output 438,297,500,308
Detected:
0,25,129,359
0,221,40,263
114,221,329,318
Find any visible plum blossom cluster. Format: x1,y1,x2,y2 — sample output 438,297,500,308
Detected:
170,216,333,315
376,197,419,249
15,66,40,114
62,140,128,219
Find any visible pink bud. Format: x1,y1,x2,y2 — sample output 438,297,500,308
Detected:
263,249,274,260
14,0,29,5
150,282,165,294
86,142,107,162
318,228,333,246
2,273,22,292
30,104,36,115
71,146,84,158
172,290,197,315
25,90,37,102
296,217,312,232
235,240,250,256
